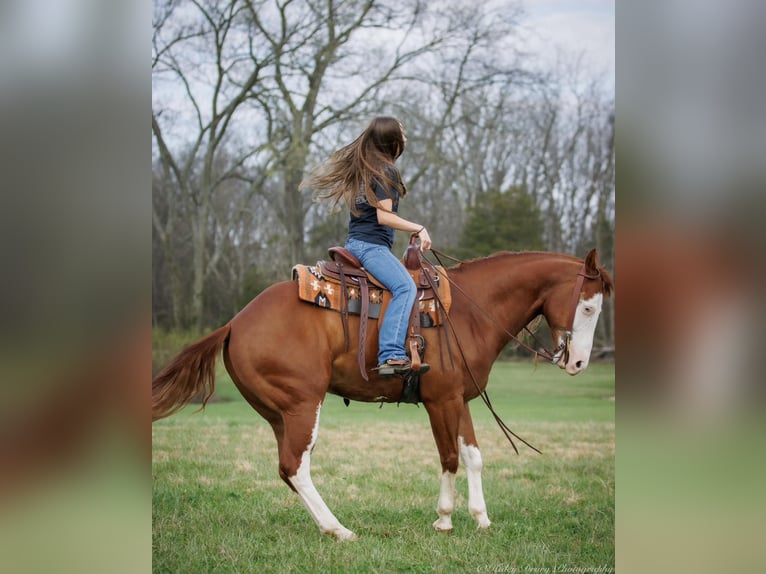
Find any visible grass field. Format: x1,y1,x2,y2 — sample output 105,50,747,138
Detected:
152,361,614,573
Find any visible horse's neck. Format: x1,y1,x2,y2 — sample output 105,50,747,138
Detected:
451,252,575,349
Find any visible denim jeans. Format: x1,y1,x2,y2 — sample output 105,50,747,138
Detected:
345,238,416,364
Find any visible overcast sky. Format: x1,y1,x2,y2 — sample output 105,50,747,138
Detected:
521,0,614,88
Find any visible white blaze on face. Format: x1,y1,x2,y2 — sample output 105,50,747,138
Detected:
561,292,603,375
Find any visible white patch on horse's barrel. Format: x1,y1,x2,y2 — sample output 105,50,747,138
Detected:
564,293,603,375
289,402,357,541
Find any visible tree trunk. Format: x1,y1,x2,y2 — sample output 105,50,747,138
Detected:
283,135,310,266
190,207,207,331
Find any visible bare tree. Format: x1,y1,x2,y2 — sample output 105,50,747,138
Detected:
152,0,273,329
153,0,530,328
384,2,531,244
243,0,459,266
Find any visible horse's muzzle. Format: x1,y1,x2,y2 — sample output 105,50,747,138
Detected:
563,360,586,375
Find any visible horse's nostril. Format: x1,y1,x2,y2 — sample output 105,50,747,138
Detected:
575,361,583,369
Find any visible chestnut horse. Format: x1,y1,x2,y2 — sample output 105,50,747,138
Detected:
152,248,613,540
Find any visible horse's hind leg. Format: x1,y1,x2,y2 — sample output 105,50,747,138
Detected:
276,400,357,541
459,403,491,529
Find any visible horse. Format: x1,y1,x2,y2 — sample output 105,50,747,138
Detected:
152,248,613,541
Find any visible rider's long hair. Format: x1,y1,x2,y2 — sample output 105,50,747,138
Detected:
302,116,407,215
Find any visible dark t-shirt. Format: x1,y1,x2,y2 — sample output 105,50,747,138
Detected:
347,168,401,248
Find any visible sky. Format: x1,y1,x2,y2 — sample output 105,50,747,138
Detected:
520,0,614,88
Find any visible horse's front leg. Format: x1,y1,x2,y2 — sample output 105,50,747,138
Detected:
425,396,464,532
459,403,491,529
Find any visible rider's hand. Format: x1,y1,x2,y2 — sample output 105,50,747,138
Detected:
417,227,432,251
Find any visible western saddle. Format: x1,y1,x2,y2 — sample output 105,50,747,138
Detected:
320,235,440,381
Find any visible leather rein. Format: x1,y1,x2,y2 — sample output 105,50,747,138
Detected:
419,247,601,455
427,248,599,364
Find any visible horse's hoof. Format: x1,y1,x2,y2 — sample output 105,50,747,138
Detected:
473,514,491,529
432,517,453,533
329,527,358,541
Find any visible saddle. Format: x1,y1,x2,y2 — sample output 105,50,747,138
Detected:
292,235,451,382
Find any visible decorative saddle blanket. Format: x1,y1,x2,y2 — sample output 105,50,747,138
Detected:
292,261,452,327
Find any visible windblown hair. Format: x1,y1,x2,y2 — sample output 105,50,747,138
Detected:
302,116,407,215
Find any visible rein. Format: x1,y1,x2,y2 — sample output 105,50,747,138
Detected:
421,247,599,455
427,249,560,362
418,254,541,455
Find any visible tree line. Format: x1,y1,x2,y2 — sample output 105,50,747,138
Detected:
152,0,614,350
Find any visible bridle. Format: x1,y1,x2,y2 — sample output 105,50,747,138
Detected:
552,264,603,366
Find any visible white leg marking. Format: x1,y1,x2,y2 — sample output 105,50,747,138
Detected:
432,471,456,532
459,436,491,529
288,403,357,541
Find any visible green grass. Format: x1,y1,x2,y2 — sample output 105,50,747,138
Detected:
153,362,614,573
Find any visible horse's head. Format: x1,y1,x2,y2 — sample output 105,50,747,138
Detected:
546,248,614,375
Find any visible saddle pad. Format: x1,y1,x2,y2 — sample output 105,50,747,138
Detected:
292,263,452,327
293,264,385,318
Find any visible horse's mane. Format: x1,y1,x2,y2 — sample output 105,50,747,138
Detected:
447,250,580,270
446,250,614,297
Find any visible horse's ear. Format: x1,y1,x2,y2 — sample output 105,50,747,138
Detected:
584,248,599,274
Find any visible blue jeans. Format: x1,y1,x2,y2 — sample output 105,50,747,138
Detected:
345,238,416,364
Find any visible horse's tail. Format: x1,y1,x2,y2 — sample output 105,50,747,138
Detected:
152,324,231,422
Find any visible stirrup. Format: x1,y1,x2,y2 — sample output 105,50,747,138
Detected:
377,359,430,377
